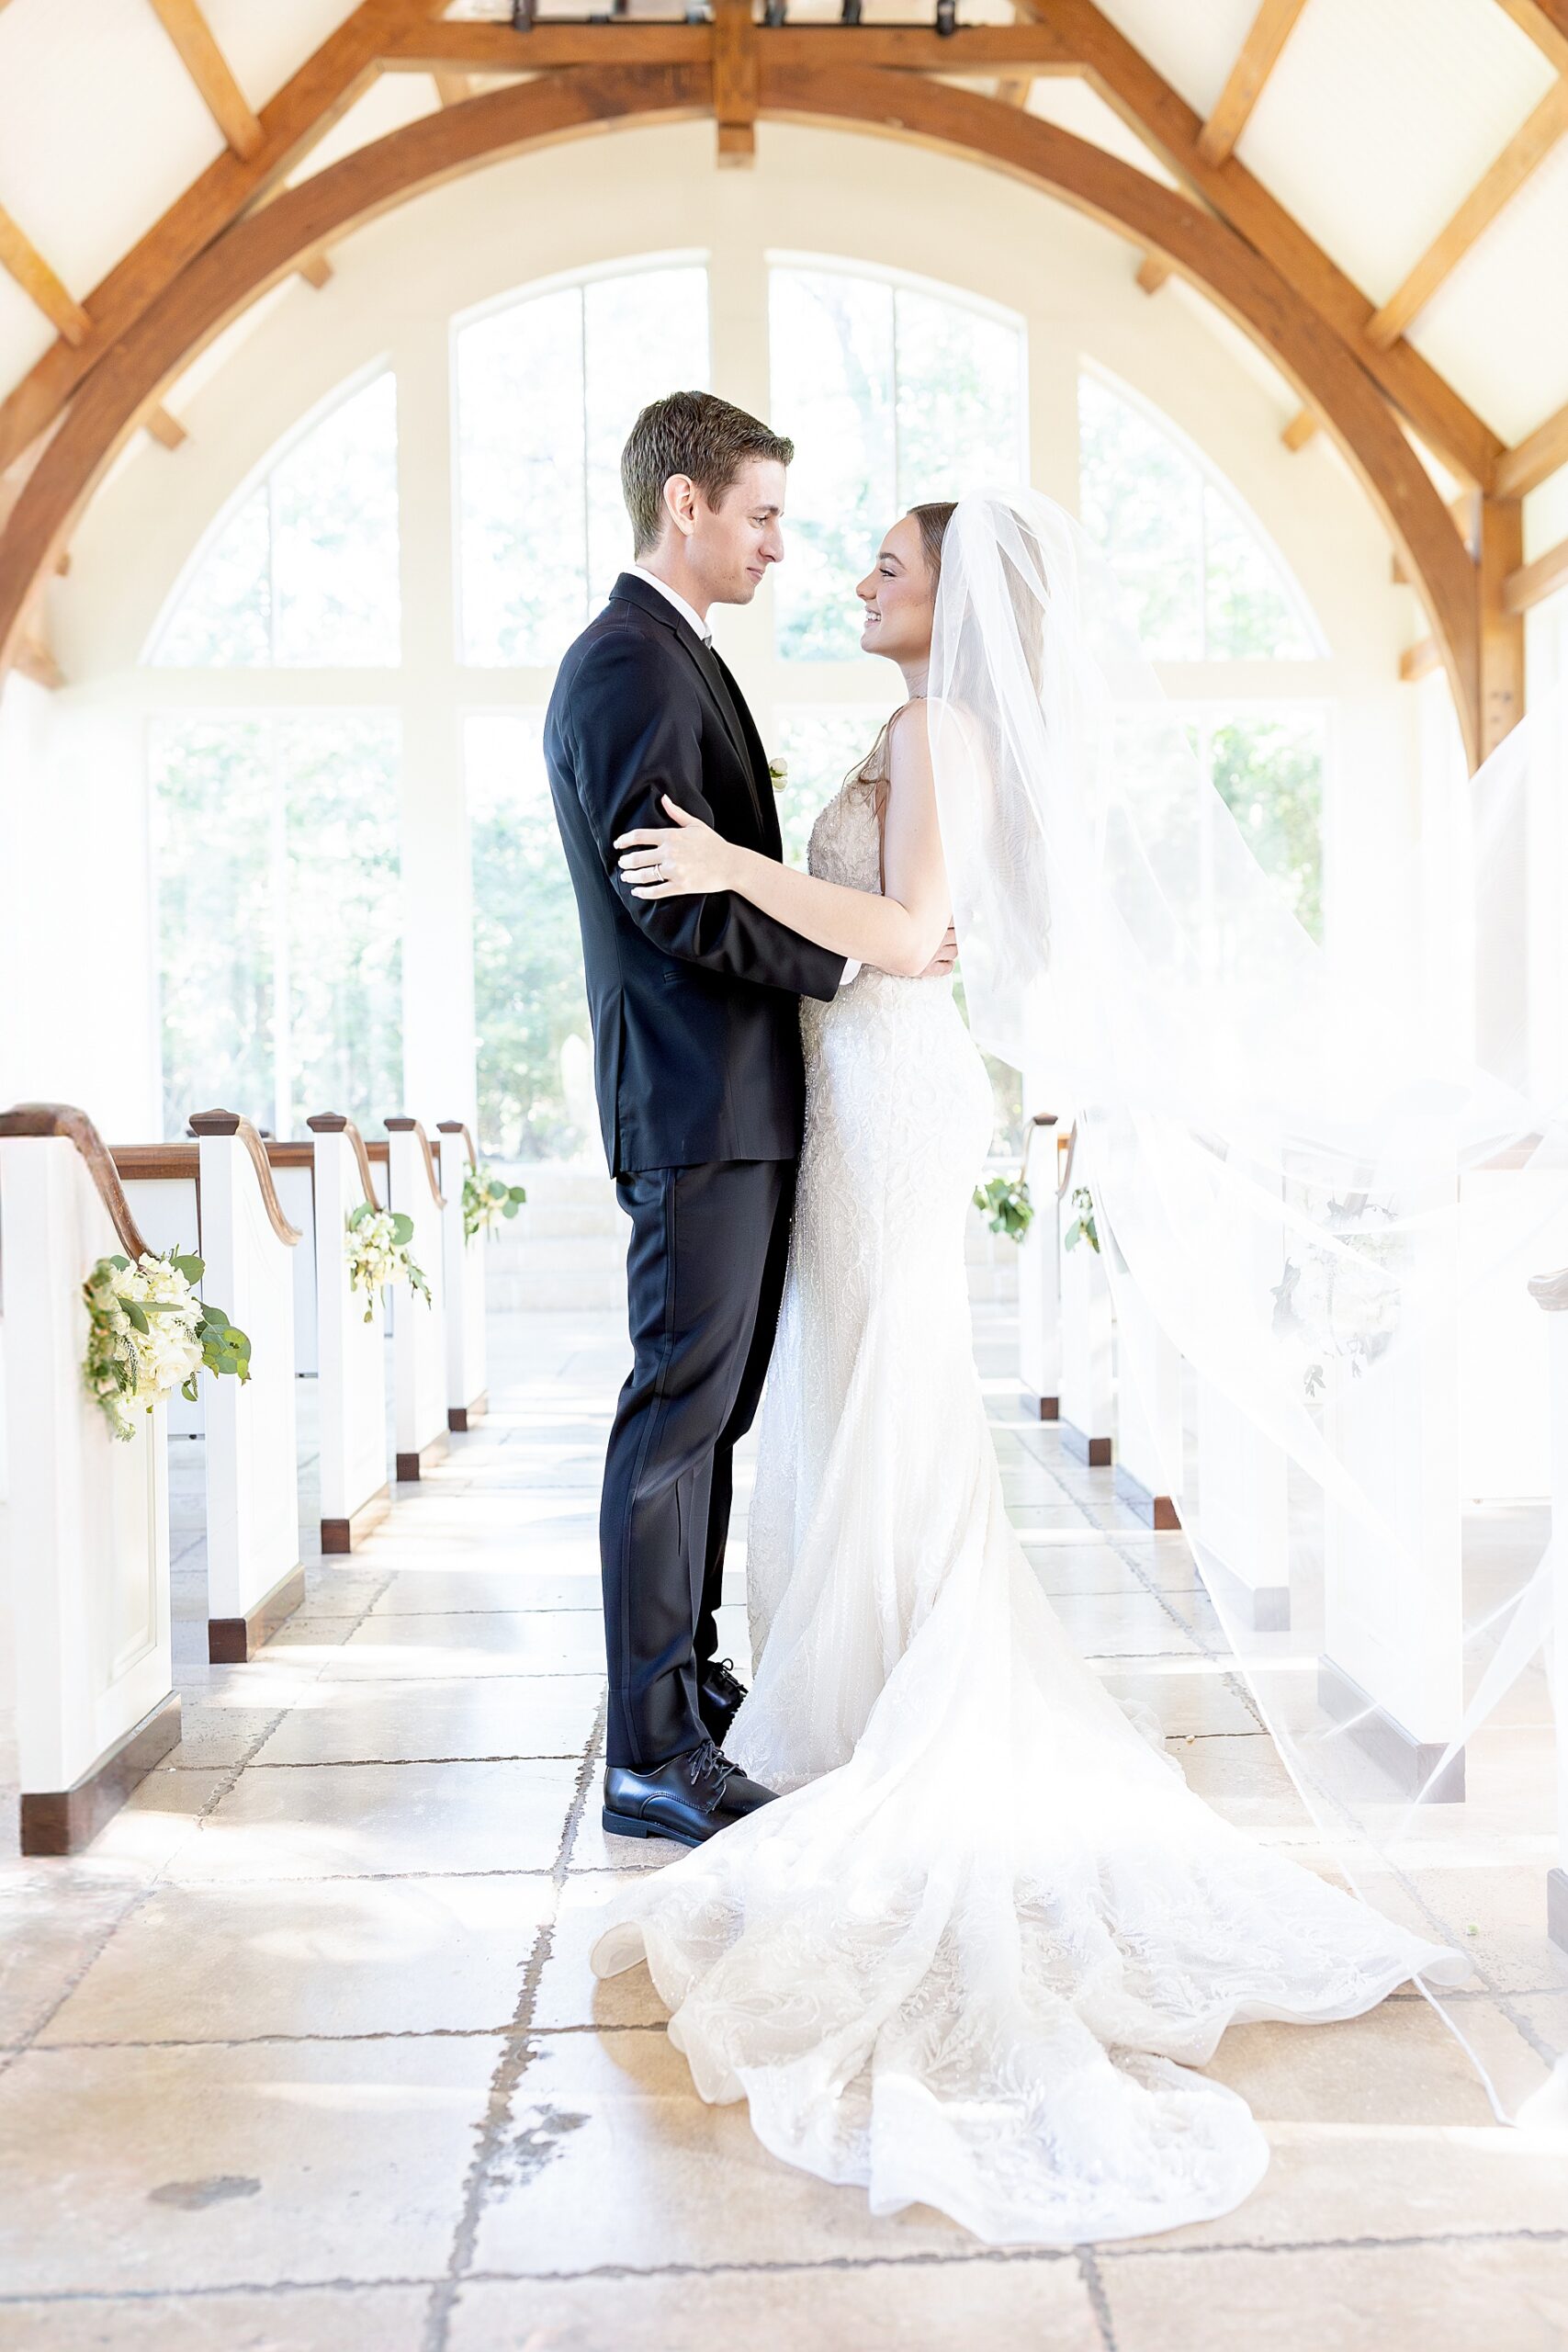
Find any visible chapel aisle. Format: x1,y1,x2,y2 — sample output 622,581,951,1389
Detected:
0,1308,1563,2352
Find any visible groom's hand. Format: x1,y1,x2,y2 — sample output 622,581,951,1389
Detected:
919,924,958,980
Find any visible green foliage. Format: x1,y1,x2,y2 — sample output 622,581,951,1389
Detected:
151,712,402,1141
1063,1186,1100,1254
771,270,1023,662
83,1248,252,1442
463,1165,528,1243
973,1173,1034,1244
344,1202,429,1320
468,716,594,1159
1209,715,1325,943
1078,372,1316,662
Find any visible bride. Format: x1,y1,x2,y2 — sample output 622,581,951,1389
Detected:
595,490,1468,2245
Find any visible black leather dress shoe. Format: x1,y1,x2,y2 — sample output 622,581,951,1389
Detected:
603,1738,776,1849
697,1656,748,1744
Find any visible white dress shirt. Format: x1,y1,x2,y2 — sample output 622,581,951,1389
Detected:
629,563,712,644
626,564,860,989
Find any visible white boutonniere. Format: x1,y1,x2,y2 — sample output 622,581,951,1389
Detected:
768,755,788,792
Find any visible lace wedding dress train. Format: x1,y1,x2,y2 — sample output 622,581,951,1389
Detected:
592,754,1467,2245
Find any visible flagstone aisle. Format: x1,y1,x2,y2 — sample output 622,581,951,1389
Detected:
1,1307,1565,2351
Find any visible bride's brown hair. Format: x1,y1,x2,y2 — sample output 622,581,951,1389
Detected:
908,501,958,584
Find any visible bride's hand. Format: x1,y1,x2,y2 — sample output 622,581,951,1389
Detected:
615,797,739,899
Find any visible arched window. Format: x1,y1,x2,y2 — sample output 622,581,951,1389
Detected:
152,372,400,668
135,247,1344,1162
1077,368,1324,662
455,263,710,663
770,262,1027,659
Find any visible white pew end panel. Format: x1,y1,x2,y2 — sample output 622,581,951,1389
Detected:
0,1102,179,1855
384,1116,448,1483
1530,1262,1568,1951
1017,1109,1061,1422
436,1121,488,1433
1110,1255,1182,1532
1319,1175,1466,1806
188,1111,304,1664
1056,1130,1114,1469
307,1113,390,1555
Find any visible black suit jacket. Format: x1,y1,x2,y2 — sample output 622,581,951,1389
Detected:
545,572,845,1173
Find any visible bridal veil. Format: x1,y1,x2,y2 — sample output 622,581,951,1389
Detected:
930,489,1568,2128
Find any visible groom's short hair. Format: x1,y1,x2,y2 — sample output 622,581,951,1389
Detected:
622,391,794,557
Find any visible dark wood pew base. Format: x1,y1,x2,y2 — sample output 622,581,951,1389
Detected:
1317,1657,1465,1804
321,1484,390,1555
448,1389,489,1434
1113,1464,1181,1530
208,1562,307,1665
396,1432,450,1484
19,1691,183,1856
1059,1418,1112,1468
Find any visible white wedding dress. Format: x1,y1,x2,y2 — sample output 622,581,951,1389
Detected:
592,740,1468,2245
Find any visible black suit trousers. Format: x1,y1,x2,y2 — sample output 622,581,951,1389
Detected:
601,1158,795,1771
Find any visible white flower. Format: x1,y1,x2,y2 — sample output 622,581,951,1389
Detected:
344,1207,430,1320
768,755,788,791
82,1251,207,1438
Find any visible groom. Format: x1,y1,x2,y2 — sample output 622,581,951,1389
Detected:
547,391,921,1847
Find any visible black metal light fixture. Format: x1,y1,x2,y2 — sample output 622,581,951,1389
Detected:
763,0,787,24
510,0,535,29
840,0,863,24
935,0,958,33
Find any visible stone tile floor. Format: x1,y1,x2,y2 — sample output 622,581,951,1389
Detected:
0,1307,1565,2350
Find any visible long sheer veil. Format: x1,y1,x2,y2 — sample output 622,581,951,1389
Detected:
931,489,1568,2120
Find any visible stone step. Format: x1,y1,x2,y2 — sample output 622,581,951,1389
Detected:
499,1203,621,1241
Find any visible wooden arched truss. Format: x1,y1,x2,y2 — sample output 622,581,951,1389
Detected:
3,0,1567,768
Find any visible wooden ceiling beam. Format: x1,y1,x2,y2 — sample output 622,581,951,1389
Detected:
431,70,473,107
0,205,92,345
298,251,334,290
15,632,64,691
1503,530,1568,612
0,0,405,476
1365,80,1568,349
712,0,758,165
1135,253,1171,293
763,67,1481,747
1281,407,1319,450
1495,393,1568,496
145,0,265,161
995,75,1035,107
381,21,1079,72
0,66,1480,755
1491,0,1568,75
143,404,187,451
1030,0,1504,489
1196,0,1308,168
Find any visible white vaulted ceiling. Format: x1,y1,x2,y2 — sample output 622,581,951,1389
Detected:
0,0,1564,480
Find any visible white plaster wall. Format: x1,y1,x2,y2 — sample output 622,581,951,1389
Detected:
11,119,1421,1138
0,677,155,1132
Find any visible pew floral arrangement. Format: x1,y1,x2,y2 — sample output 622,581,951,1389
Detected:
973,1172,1034,1243
83,1250,252,1442
1062,1185,1100,1254
1272,1198,1403,1403
461,1164,528,1244
344,1203,431,1322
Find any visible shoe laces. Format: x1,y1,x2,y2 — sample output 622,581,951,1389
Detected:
684,1737,738,1812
